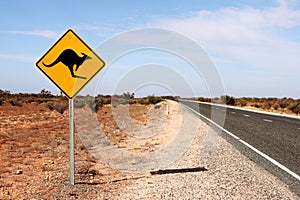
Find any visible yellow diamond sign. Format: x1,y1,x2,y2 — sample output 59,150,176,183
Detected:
36,29,105,99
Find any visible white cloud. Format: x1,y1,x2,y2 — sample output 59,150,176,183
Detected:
74,24,126,38
264,0,300,28
0,53,36,62
153,0,300,71
0,30,60,39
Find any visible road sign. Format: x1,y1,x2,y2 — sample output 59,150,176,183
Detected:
36,29,105,99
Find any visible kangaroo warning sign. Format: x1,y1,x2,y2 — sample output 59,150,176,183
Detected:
36,29,105,99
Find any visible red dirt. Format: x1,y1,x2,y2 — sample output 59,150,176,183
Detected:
0,102,150,199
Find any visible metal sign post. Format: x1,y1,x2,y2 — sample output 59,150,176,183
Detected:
36,29,105,185
69,99,75,185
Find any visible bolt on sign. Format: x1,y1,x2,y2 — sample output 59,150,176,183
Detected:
36,29,105,99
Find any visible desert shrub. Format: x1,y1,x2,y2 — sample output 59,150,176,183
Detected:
129,98,139,104
77,96,109,112
278,98,293,109
74,96,95,110
227,96,235,106
8,99,14,105
122,92,134,99
236,98,247,107
52,101,68,114
266,97,277,106
95,97,105,111
138,98,149,105
74,98,85,108
251,97,259,103
196,97,211,103
252,104,260,108
46,101,67,114
292,104,300,114
101,96,111,105
45,102,54,110
220,95,226,104
198,97,208,102
86,97,96,111
36,98,50,104
25,99,35,104
163,96,179,101
8,99,22,106
0,98,3,106
0,90,11,99
220,95,235,105
287,102,299,111
111,92,133,105
39,89,53,98
272,102,280,110
111,94,130,106
211,97,220,103
147,95,163,104
261,101,271,110
78,95,106,110
117,98,129,105
260,98,267,103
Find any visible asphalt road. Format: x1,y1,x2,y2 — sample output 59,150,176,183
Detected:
180,100,300,189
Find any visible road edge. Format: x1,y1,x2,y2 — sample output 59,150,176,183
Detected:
179,100,300,197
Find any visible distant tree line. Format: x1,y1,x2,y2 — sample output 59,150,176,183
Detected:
0,90,178,114
5,89,298,115
195,95,300,114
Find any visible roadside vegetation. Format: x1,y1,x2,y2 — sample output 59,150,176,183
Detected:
0,89,177,114
194,95,300,115
2,89,299,115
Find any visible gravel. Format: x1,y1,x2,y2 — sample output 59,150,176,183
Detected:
110,101,299,199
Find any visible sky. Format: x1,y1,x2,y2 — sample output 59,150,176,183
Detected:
1,0,300,98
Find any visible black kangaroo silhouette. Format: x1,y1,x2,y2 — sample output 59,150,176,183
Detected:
43,49,91,79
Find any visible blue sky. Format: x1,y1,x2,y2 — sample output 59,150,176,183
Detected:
1,0,300,98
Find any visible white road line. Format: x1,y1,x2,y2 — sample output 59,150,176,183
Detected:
263,119,273,123
244,114,250,117
239,140,300,182
183,105,239,141
181,103,300,182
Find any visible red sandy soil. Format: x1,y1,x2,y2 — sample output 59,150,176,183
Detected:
0,102,152,199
